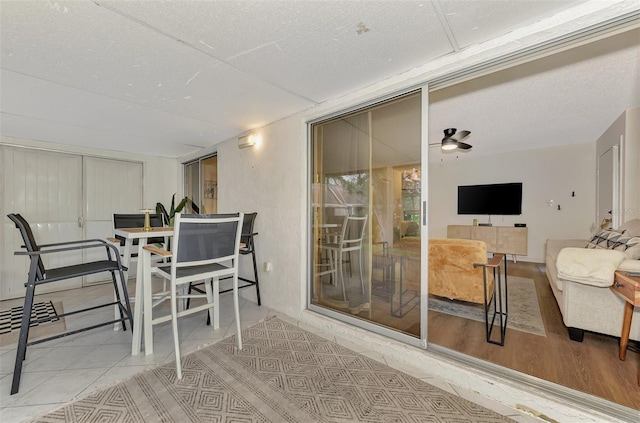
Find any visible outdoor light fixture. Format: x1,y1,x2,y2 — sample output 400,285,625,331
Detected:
238,133,258,149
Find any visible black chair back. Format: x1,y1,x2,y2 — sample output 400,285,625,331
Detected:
241,212,257,251
7,213,46,280
173,213,241,264
113,213,164,246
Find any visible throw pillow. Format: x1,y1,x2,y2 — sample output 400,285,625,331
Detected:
621,236,640,259
586,229,626,250
586,229,640,258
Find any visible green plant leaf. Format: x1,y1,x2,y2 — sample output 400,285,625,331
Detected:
169,193,176,216
156,193,191,227
156,202,169,226
175,197,189,213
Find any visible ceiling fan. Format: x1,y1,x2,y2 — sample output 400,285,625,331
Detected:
430,128,472,151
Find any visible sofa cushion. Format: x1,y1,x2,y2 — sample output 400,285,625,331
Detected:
619,259,640,273
622,237,640,259
616,219,640,237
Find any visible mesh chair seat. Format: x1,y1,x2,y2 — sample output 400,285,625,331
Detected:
156,263,230,278
45,260,126,282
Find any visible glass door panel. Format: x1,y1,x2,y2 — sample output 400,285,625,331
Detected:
185,161,200,213
310,91,423,338
184,154,217,214
201,156,218,214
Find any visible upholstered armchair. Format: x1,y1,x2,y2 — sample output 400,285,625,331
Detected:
428,238,494,303
394,238,507,344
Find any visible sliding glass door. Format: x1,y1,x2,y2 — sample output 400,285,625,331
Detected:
309,89,426,344
184,154,218,214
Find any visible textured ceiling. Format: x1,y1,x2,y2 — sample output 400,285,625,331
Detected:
0,0,638,159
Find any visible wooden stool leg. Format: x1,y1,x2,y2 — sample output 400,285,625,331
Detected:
619,301,633,360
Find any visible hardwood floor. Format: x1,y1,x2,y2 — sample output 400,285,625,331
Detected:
426,261,640,411
316,261,640,410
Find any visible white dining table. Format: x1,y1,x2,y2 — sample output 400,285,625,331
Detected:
113,226,174,356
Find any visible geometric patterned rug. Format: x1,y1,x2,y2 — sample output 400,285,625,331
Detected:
429,276,546,337
31,317,515,422
0,301,66,347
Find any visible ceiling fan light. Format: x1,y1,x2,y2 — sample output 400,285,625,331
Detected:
441,139,457,150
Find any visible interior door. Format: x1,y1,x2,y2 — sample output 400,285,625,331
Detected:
597,146,619,229
83,156,143,285
0,146,83,300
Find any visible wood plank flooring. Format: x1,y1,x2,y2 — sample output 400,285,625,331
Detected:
317,261,640,410
426,261,640,411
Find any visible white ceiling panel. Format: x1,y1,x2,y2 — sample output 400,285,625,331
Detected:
0,0,313,129
0,0,638,158
0,113,198,158
1,70,236,156
225,1,454,102
100,1,454,102
439,0,584,48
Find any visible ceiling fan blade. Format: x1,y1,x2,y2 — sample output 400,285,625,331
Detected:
450,130,470,142
457,141,473,150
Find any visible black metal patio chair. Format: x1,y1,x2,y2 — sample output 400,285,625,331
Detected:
6,213,133,395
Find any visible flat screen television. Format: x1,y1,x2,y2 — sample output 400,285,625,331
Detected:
457,182,522,215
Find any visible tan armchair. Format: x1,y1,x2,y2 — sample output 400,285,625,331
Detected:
396,238,494,303
428,238,494,303
393,238,507,344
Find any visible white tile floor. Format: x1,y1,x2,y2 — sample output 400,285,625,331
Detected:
0,280,536,423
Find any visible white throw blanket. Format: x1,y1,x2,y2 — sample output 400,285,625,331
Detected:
556,247,627,287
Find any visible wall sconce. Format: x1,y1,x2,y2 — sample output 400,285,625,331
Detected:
238,133,258,149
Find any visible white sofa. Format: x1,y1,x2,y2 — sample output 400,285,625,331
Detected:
545,219,640,342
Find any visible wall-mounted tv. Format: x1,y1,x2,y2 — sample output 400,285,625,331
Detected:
457,182,522,215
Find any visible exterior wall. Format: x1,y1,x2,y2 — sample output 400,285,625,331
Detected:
216,120,306,317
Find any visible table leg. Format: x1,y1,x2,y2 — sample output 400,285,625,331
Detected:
140,239,155,356
131,240,145,356
619,301,634,360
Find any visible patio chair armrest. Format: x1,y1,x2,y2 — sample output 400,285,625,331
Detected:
15,241,122,262
39,238,111,248
143,245,172,258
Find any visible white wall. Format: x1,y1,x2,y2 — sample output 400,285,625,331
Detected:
625,107,640,222
594,107,640,226
428,143,596,262
215,121,307,316
0,136,178,211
